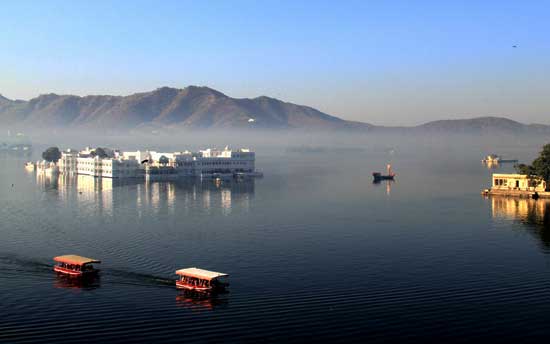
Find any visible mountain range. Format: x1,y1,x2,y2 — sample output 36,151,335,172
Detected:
0,86,548,134
0,86,368,131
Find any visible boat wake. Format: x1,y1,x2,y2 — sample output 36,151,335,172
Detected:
0,253,175,288
102,268,175,288
0,254,52,274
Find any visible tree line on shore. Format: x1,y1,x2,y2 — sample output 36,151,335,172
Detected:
516,143,550,190
41,147,113,163
41,147,170,166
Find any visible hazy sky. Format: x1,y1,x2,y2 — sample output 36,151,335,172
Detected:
1,0,548,125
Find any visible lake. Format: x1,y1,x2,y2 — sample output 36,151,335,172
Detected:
2,135,550,342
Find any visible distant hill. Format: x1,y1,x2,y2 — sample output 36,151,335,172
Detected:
362,117,550,135
1,87,548,134
0,86,371,131
415,117,550,134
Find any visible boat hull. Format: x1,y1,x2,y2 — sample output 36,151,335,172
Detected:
54,266,99,277
373,176,394,180
372,172,395,181
175,281,212,292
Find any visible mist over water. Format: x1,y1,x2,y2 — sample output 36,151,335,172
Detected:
2,130,550,342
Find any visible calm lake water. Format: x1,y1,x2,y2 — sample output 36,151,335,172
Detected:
2,136,550,342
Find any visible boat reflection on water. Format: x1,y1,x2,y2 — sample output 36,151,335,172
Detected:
54,273,101,290
373,179,394,196
175,289,228,311
483,160,500,169
491,197,550,252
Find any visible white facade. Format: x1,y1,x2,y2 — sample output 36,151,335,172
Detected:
59,149,140,178
190,148,255,176
53,146,257,179
58,149,78,174
36,160,59,176
492,173,547,192
76,157,141,178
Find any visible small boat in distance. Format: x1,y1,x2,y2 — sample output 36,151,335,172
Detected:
176,267,229,292
53,255,101,277
373,164,395,182
24,162,35,171
481,154,518,164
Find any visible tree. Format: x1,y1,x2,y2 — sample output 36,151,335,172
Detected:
42,146,61,163
516,163,538,187
158,155,169,166
531,144,550,184
516,163,535,176
516,143,550,190
90,147,110,159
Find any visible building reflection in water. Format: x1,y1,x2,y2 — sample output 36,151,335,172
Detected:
36,174,255,216
175,290,228,311
36,172,59,191
142,181,177,214
491,197,550,251
55,174,122,217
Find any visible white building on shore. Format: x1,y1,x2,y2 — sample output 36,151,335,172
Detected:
49,146,259,179
491,173,546,192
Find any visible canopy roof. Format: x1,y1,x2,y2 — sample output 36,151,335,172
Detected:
175,267,228,280
54,255,101,265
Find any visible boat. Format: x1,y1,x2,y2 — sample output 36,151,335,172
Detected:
175,267,229,292
373,164,395,182
482,154,518,164
233,171,263,179
53,255,101,277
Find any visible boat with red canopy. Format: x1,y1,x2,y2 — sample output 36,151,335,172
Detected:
175,267,229,292
53,255,101,276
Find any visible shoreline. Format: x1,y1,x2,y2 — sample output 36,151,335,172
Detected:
481,188,550,199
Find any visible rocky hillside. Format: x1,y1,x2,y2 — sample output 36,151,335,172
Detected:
1,87,547,134
0,86,371,130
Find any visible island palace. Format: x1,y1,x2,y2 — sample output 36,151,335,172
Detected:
33,146,261,180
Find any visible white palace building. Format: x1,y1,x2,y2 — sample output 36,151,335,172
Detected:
37,146,260,180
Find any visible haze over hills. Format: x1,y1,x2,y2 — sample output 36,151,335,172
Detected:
0,86,369,131
376,117,550,135
0,86,548,134
418,117,550,134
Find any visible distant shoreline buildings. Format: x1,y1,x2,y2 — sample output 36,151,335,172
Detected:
31,146,261,180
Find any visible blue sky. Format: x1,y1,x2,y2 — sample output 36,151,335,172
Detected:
1,0,548,125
